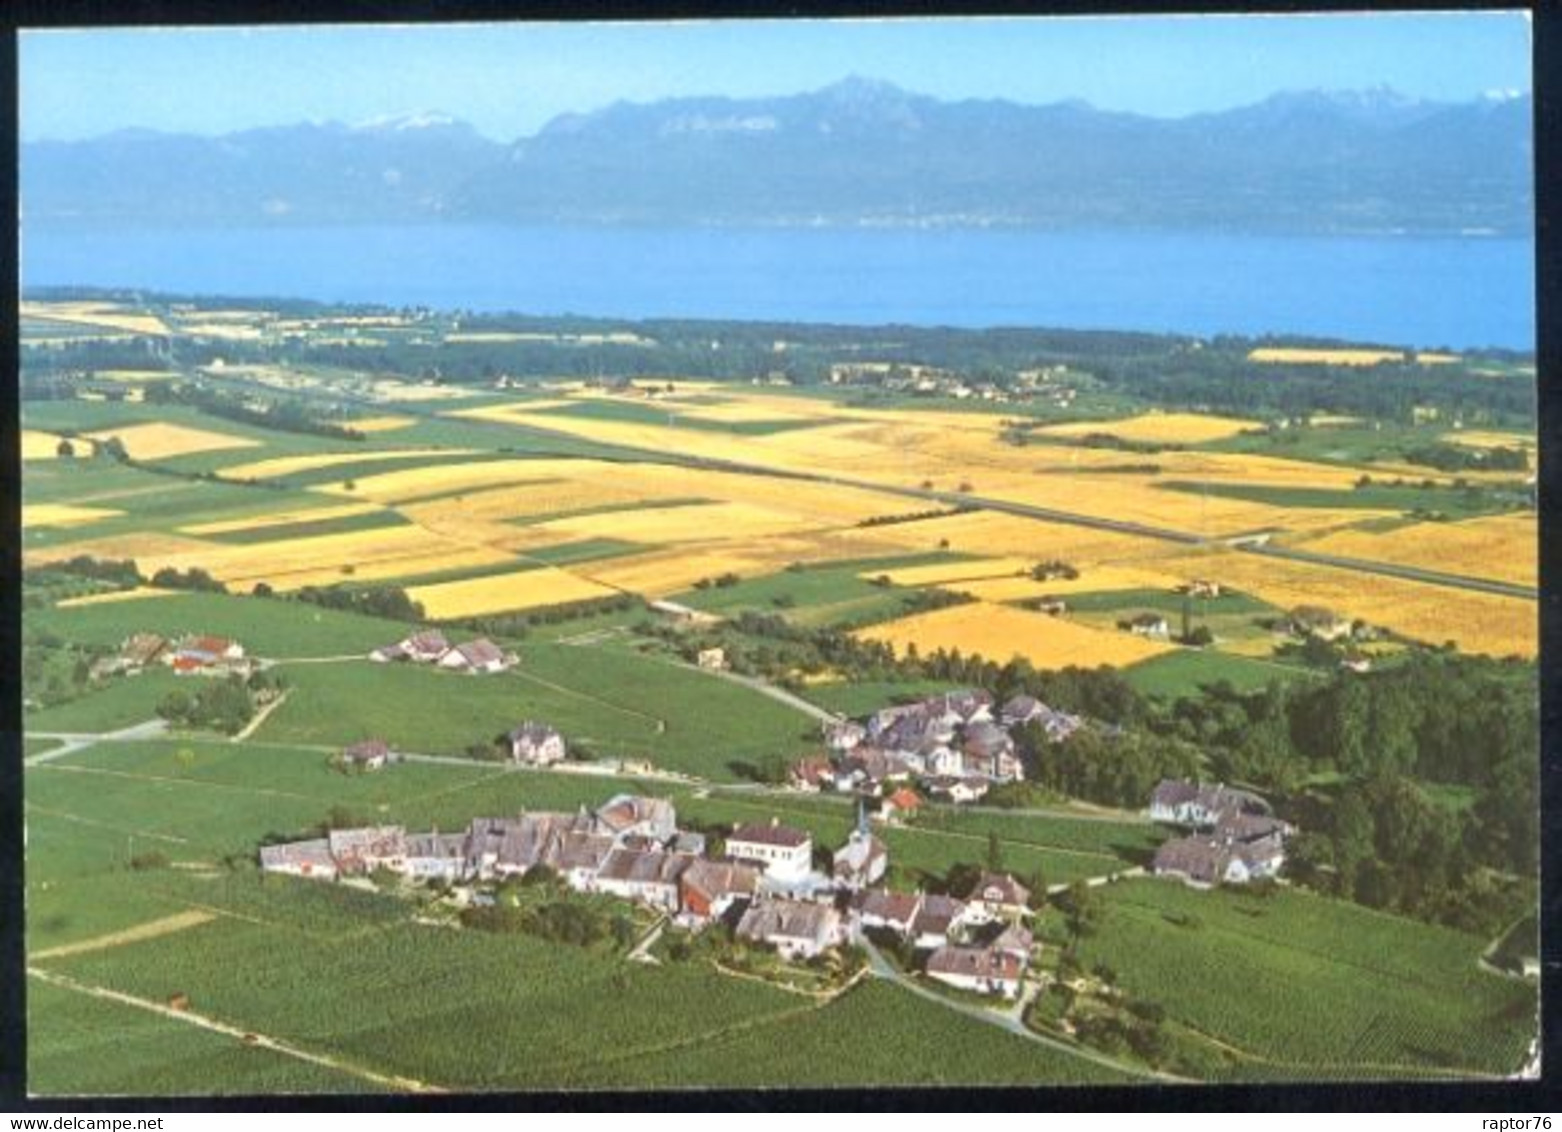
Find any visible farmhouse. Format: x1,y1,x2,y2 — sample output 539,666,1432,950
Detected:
678,859,760,925
726,820,813,885
119,632,168,671
1289,604,1352,642
1149,780,1291,888
788,755,838,793
823,719,867,753
595,795,678,842
372,629,450,663
1124,613,1170,639
438,638,512,674
592,848,689,912
402,831,468,882
966,872,1031,923
854,889,923,937
167,634,247,675
925,776,989,805
1000,695,1082,742
508,721,566,766
1183,579,1223,598
259,839,337,880
696,647,727,671
925,945,1026,999
1149,779,1273,828
327,826,407,875
736,897,844,960
341,738,392,771
909,894,972,950
961,722,1021,782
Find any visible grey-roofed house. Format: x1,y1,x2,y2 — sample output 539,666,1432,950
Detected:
259,839,338,880
854,889,922,937
438,637,511,674
508,722,565,766
925,945,1025,998
327,826,407,875
727,820,813,884
736,897,843,960
342,738,392,771
403,831,469,882
909,893,971,950
592,848,689,911
967,872,1031,922
595,795,677,843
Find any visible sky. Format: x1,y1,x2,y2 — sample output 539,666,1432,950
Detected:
19,12,1533,143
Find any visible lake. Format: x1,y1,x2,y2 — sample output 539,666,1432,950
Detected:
18,223,1535,350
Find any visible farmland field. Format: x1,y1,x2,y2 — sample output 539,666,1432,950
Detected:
1079,880,1534,1079
20,295,1538,1093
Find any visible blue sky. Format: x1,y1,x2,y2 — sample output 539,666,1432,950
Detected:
20,13,1532,142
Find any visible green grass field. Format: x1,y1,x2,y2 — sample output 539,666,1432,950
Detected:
1079,879,1535,1079
260,644,817,777
1157,480,1515,517
26,669,188,734
798,677,959,717
1123,649,1317,699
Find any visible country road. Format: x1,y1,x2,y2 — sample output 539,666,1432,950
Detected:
27,718,168,765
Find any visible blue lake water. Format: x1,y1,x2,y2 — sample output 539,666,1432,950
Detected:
19,223,1535,350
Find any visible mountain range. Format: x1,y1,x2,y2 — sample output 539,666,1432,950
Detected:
21,77,1534,235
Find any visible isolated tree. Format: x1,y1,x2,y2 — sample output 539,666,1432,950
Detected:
56,438,75,458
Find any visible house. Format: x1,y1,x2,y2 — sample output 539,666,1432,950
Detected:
1034,598,1068,616
679,859,760,924
909,894,971,950
438,638,511,674
961,722,1021,782
1148,780,1272,828
966,872,1031,922
120,632,167,670
990,923,1034,962
1289,604,1352,642
1340,654,1373,674
508,722,566,766
327,826,407,876
259,839,338,880
696,647,727,671
1125,613,1170,639
592,848,689,912
595,795,678,843
832,806,888,892
1152,831,1287,889
880,787,923,823
923,690,994,727
548,831,618,891
925,945,1025,999
823,719,866,753
342,739,392,772
736,897,843,960
726,820,813,884
925,776,989,805
649,600,722,627
402,831,468,882
168,634,246,674
372,629,450,664
854,889,923,937
1184,579,1223,599
840,745,908,789
789,755,837,793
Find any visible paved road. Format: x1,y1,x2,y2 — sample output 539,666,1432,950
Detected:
686,664,838,725
859,941,1170,1082
27,718,168,765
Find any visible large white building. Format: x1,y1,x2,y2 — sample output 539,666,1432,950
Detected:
726,820,813,884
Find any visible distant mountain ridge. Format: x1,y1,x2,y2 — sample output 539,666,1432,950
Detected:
21,78,1533,235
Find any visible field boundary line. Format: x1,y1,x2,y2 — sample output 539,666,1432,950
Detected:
27,966,445,1094
36,763,318,802
231,690,290,742
24,802,190,845
32,910,218,961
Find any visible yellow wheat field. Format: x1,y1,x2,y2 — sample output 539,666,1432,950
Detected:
20,431,84,460
1292,514,1537,589
83,422,259,460
179,501,386,536
347,415,417,433
219,447,476,480
1155,547,1534,658
866,558,1034,587
533,500,820,545
317,459,560,504
407,566,617,618
856,601,1174,669
1415,353,1461,365
1034,412,1262,445
21,301,169,336
22,503,123,529
582,530,911,598
1247,347,1406,366
865,510,1184,567
934,564,1189,605
53,586,179,608
1439,430,1536,452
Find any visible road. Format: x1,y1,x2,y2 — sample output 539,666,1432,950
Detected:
27,718,168,765
859,940,1172,1082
